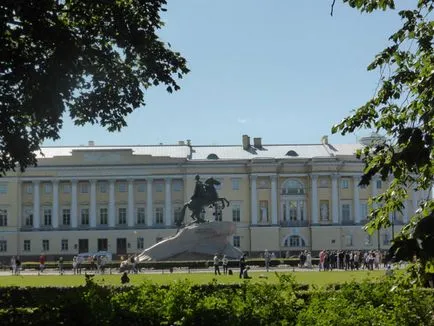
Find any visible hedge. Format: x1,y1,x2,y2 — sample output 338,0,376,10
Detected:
20,258,319,271
0,275,433,325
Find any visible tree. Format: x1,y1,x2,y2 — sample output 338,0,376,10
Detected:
332,0,433,284
0,0,189,174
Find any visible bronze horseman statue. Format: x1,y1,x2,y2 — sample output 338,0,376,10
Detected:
175,175,229,227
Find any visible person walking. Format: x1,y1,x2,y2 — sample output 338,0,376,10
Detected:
213,254,221,275
222,255,228,275
239,254,246,278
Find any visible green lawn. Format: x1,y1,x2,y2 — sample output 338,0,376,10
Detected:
0,270,386,287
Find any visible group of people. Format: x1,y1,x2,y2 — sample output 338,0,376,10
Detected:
318,250,385,271
298,251,313,268
10,256,22,275
212,253,251,278
213,254,229,275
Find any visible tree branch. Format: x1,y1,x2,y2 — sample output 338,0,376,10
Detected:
330,0,336,16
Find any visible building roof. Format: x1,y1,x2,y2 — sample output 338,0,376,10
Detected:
37,143,362,161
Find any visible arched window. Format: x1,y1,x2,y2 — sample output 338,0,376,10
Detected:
283,235,306,247
207,153,219,160
281,180,304,195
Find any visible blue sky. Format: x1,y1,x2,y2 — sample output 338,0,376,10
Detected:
44,1,403,147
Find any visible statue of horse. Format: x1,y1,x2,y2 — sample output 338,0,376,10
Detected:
175,177,230,227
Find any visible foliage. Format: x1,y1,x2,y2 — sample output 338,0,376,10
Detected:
0,277,433,325
0,0,188,174
297,277,434,325
332,0,434,282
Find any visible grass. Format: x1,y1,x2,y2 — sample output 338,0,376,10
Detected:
0,269,386,287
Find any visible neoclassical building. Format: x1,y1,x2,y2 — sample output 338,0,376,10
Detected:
0,135,427,260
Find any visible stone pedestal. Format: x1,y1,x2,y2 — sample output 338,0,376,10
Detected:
137,221,243,261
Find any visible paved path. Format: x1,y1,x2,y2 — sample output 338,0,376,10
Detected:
0,265,390,276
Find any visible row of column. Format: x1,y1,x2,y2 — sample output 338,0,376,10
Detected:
31,178,172,229
310,174,421,224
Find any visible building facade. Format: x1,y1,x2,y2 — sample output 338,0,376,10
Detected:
0,135,427,260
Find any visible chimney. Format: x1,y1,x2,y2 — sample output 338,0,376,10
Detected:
88,140,95,146
242,134,250,150
253,137,262,149
321,135,328,145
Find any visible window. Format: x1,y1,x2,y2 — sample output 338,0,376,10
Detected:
365,235,373,246
174,207,182,224
214,205,223,221
26,184,33,194
98,238,108,251
0,183,8,195
282,200,305,222
81,208,89,225
0,240,6,252
137,237,144,250
340,178,349,189
42,239,49,251
61,239,68,251
0,209,7,226
284,235,306,247
173,180,183,192
376,179,382,189
44,183,52,194
360,202,368,221
233,235,240,248
137,183,146,192
43,208,52,226
118,207,127,225
62,208,70,226
232,204,241,222
62,183,71,193
118,182,127,192
80,182,89,193
99,182,108,193
23,240,31,251
282,180,304,195
345,235,353,246
231,178,240,190
24,208,33,226
155,182,163,192
99,208,108,225
341,203,351,222
259,200,268,222
137,207,146,225
155,207,164,224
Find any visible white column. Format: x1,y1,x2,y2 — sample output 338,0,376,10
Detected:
250,175,258,225
52,180,59,228
108,180,116,227
271,175,278,225
353,176,361,224
127,179,135,227
165,178,172,226
331,174,339,224
71,180,78,228
310,175,318,224
33,181,40,228
90,180,97,228
146,178,153,226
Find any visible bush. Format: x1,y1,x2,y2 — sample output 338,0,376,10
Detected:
0,277,433,325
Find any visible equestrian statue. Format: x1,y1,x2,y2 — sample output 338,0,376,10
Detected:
175,175,230,227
